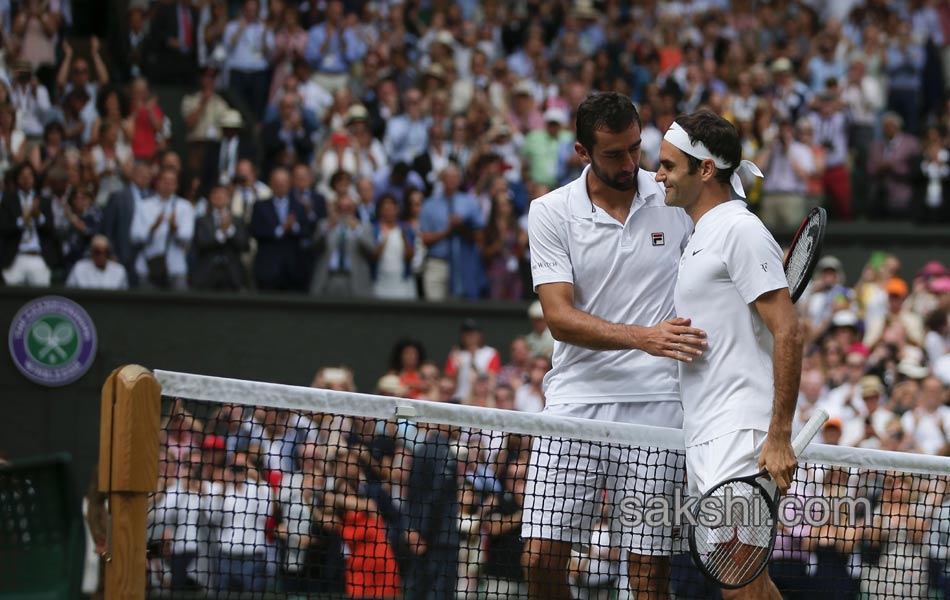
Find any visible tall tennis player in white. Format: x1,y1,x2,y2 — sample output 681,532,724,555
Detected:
525,92,707,600
656,110,802,599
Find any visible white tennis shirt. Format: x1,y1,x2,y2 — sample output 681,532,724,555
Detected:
528,166,693,405
674,200,788,446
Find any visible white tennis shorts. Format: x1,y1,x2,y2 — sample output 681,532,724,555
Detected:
685,429,777,498
520,401,688,556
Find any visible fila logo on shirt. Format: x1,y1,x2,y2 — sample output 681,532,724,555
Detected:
651,232,665,246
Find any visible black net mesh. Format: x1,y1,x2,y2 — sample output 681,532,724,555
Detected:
146,394,950,600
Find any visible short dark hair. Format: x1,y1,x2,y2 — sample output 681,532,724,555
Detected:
674,110,742,187
576,92,641,152
11,161,36,189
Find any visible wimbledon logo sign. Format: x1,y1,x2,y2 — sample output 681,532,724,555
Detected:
8,296,97,386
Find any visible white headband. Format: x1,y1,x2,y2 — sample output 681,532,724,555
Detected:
663,121,763,199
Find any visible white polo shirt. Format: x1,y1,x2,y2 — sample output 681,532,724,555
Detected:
528,166,692,405
674,200,788,446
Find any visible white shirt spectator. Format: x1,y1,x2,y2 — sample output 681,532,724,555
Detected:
445,346,502,402
150,480,208,555
762,140,814,195
223,19,274,72
383,114,430,165
296,79,334,121
936,354,950,386
901,407,950,455
514,385,543,412
131,194,195,278
66,258,129,289
218,480,272,555
840,74,884,127
10,80,51,138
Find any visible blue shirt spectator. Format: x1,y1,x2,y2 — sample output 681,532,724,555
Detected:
304,1,366,75
419,165,485,299
223,9,273,72
383,88,429,165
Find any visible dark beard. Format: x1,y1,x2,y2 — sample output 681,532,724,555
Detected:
590,161,638,192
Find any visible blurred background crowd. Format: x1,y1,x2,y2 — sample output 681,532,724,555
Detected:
2,0,950,299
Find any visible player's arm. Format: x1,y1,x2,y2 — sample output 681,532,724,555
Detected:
537,282,705,361
754,287,802,494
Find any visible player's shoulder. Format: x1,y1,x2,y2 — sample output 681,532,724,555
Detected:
527,178,576,225
531,180,574,210
718,201,770,233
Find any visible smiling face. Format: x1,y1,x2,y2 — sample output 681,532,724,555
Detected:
576,122,642,192
656,140,702,210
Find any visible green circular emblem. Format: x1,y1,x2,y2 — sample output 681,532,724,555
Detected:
25,316,80,366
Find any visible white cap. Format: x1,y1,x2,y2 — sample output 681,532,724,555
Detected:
528,300,544,319
543,108,568,126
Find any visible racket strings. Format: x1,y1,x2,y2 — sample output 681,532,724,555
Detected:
694,480,774,587
785,210,825,300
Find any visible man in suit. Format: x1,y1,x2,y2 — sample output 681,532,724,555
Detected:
260,93,315,180
310,193,373,298
0,162,60,286
250,167,313,292
102,161,153,287
202,110,256,189
290,163,326,290
401,421,460,600
145,0,199,86
192,185,250,291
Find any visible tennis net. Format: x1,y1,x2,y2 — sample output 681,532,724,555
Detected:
146,369,950,599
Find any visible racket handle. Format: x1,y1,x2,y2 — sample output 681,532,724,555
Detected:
792,408,829,457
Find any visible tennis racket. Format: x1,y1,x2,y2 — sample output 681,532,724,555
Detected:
687,408,829,589
784,207,827,303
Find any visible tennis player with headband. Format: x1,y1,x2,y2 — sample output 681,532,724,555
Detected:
526,92,706,600
656,110,802,599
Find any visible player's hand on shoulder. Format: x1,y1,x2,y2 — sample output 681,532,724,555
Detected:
640,317,706,362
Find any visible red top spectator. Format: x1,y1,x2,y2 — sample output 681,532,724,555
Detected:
340,510,402,598
128,77,165,160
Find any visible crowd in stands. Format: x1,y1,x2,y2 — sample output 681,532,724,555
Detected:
3,0,950,299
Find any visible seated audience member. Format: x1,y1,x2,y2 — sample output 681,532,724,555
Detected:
192,185,250,291
66,234,128,289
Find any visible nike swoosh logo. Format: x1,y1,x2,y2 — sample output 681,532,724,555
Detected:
692,249,703,255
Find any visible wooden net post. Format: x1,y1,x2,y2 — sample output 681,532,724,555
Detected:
98,365,160,600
